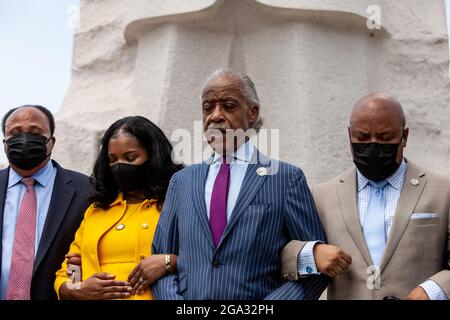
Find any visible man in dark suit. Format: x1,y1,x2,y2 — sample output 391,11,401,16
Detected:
152,69,327,300
0,105,91,300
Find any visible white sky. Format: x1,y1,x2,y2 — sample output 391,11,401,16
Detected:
0,0,78,163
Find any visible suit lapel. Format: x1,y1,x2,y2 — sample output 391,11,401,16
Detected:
379,162,426,272
34,162,75,273
191,162,215,249
337,169,373,266
0,168,9,282
219,151,269,247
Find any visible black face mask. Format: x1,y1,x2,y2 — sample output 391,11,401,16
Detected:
5,132,51,170
351,140,402,181
111,162,148,192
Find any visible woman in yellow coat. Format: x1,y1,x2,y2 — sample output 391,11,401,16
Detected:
54,116,183,300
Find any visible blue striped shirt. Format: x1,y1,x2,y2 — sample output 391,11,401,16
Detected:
357,160,447,300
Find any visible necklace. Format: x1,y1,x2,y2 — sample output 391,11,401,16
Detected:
115,203,142,231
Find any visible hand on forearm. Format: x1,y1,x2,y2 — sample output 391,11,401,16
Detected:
313,244,352,278
59,281,78,300
59,273,132,300
65,253,82,278
128,254,178,295
406,286,429,300
65,253,81,266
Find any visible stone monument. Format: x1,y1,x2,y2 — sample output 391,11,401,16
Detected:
54,0,450,183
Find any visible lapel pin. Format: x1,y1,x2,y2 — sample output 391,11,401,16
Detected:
256,167,267,176
411,178,419,186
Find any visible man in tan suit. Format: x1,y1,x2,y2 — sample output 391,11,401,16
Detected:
282,93,450,299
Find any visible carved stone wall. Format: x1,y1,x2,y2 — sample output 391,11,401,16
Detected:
54,0,450,183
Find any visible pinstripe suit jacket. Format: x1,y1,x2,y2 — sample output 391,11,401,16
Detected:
152,150,328,300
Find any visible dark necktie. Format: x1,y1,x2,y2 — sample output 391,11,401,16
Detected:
209,158,230,246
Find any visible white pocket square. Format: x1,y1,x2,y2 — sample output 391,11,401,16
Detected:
410,213,438,220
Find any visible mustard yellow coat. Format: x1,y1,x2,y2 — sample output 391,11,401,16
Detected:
54,193,160,299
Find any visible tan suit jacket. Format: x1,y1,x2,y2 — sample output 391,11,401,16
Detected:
282,160,450,299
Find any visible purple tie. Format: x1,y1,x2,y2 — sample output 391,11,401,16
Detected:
210,158,230,246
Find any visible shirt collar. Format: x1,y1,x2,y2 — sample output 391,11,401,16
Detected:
357,158,407,192
108,192,158,208
8,160,55,189
212,140,255,165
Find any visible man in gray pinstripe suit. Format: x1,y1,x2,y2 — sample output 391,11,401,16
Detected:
152,68,328,300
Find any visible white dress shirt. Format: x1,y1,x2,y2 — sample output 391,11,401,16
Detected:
205,140,319,276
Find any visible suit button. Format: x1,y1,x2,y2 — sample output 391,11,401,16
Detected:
212,260,220,268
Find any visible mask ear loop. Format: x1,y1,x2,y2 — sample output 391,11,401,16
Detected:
397,129,405,147
44,136,53,145
44,136,53,159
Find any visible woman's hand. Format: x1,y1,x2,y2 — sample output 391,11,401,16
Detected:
65,253,82,266
65,253,82,278
59,273,133,300
128,254,177,295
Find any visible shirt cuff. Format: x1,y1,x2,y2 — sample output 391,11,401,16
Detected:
297,240,322,276
419,280,448,300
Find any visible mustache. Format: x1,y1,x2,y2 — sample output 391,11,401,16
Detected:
206,124,232,134
207,123,230,130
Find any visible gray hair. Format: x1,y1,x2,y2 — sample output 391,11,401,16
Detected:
201,68,263,132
